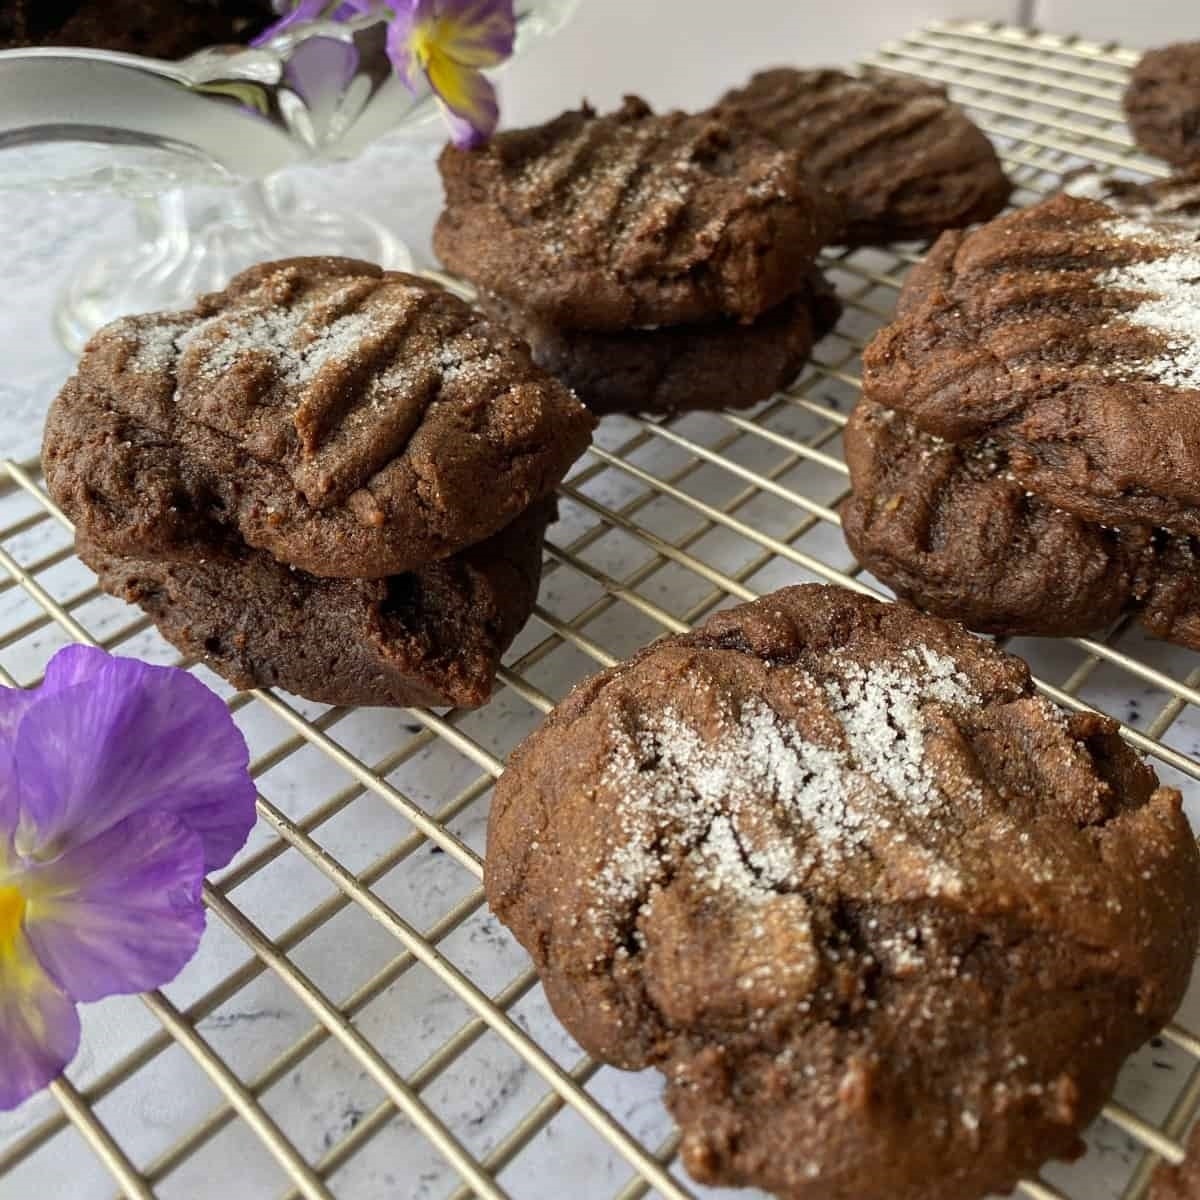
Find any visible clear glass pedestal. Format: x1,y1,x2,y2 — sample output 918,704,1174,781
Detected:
54,177,412,353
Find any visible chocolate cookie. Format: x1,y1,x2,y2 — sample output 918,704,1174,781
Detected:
42,258,594,579
79,498,553,710
434,97,842,332
1139,536,1200,650
1062,165,1200,226
841,400,1200,647
1125,43,1200,167
890,221,961,319
0,0,274,57
487,584,1200,1200
714,68,1011,246
1152,1121,1200,1200
863,194,1200,536
478,270,842,416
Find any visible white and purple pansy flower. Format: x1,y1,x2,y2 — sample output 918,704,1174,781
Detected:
387,0,516,148
258,0,516,147
0,646,257,1110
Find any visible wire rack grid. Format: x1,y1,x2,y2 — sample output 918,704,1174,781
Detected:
2,19,1200,1200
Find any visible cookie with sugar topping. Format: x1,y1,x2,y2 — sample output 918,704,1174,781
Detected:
713,67,1011,246
486,583,1200,1200
841,399,1200,648
434,97,843,332
1125,43,1200,167
863,194,1200,537
43,257,594,579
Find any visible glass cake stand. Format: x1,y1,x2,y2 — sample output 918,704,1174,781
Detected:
0,2,577,351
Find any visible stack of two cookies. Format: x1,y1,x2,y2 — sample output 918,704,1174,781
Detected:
432,96,845,417
843,193,1200,649
431,71,1014,417
43,258,595,708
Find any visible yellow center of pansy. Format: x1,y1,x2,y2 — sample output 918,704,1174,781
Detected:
0,885,27,960
409,18,438,68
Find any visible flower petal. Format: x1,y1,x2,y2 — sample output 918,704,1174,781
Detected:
427,0,515,67
14,653,255,871
284,35,362,102
24,812,206,1003
40,645,112,694
438,99,492,148
251,0,329,44
0,645,108,743
0,930,80,1111
385,1,426,90
425,56,498,146
0,647,115,858
253,0,383,45
0,741,17,854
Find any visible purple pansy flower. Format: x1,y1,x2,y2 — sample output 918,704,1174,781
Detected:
387,0,515,148
0,646,256,1111
257,0,516,147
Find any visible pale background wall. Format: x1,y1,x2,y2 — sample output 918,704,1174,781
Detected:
501,1,1016,123
499,0,1195,126
1033,1,1193,47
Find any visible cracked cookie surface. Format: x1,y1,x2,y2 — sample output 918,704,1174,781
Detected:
486,584,1200,1200
43,257,594,578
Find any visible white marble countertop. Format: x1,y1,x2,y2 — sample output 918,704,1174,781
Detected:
2,55,1200,1200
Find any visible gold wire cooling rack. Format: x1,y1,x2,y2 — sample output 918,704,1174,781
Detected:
2,19,1200,1200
